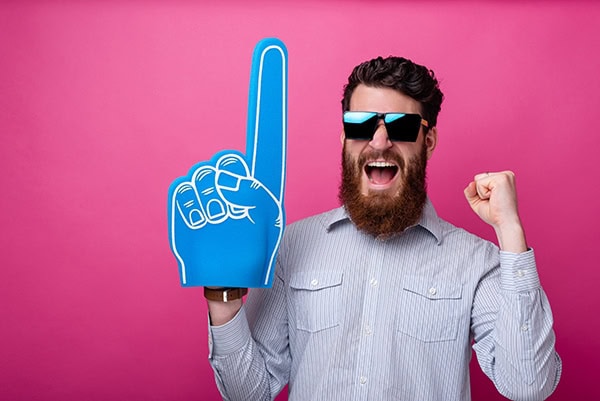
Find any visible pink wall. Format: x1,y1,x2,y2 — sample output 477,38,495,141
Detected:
1,1,598,400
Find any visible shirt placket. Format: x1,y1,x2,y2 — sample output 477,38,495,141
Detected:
352,238,386,400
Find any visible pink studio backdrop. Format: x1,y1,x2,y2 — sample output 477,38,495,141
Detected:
1,1,599,400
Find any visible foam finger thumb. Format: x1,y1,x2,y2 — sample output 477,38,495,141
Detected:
217,171,277,208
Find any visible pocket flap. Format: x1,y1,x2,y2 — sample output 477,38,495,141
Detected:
402,276,462,299
290,270,343,291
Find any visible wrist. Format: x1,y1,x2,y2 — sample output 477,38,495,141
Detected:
206,295,244,327
494,222,527,253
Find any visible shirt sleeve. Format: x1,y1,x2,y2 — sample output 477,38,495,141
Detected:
471,248,562,401
208,267,290,401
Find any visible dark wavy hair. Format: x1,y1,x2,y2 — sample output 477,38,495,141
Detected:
341,56,444,130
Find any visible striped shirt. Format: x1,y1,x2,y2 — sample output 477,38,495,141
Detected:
208,199,562,401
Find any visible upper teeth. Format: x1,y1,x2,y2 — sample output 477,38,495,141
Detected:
368,161,395,167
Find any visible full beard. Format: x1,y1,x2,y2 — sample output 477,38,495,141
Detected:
338,143,428,238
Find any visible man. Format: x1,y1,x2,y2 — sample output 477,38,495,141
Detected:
204,56,562,401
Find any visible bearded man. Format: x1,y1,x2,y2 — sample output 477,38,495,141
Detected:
204,56,562,401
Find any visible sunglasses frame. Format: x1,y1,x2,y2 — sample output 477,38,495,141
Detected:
343,111,429,143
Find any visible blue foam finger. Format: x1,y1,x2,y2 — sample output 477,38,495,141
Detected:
167,38,288,288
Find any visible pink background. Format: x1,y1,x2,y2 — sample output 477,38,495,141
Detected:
2,1,599,400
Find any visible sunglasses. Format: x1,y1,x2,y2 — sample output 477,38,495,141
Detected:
343,111,429,142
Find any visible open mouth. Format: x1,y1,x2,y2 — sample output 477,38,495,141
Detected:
365,161,399,185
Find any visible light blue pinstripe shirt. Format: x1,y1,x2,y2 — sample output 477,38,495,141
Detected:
208,199,562,401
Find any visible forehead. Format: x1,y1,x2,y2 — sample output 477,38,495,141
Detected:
349,84,421,114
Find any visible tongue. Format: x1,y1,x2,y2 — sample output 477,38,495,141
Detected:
370,167,395,184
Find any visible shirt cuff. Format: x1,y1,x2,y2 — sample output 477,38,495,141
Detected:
208,306,252,357
499,248,541,292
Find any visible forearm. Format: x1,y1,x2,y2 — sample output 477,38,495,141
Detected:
485,289,561,400
207,273,290,401
209,307,274,401
473,250,562,401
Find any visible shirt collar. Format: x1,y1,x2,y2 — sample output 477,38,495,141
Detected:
325,198,443,244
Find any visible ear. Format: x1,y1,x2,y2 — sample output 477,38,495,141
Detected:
425,127,438,160
340,130,345,145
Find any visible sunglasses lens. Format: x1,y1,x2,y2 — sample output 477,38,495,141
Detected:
343,112,378,140
384,113,422,142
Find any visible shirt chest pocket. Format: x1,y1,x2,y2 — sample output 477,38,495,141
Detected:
289,270,343,333
397,276,463,343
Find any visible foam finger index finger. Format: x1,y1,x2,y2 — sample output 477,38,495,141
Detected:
245,38,288,204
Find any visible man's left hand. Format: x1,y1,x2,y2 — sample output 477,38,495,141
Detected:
464,171,528,253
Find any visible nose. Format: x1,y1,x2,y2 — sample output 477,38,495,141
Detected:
369,122,393,150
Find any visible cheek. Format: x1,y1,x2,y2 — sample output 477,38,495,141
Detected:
393,143,421,164
344,141,366,156
343,143,366,167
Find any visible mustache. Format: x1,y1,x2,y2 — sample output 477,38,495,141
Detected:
357,149,406,171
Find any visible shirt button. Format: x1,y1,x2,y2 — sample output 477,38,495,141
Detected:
428,287,437,296
370,278,379,287
365,325,372,336
359,376,367,385
310,279,319,287
521,324,529,332
516,270,525,278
